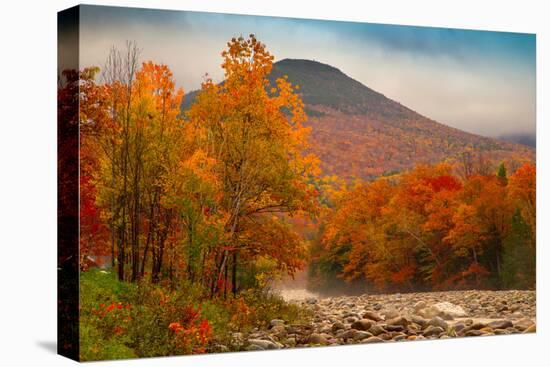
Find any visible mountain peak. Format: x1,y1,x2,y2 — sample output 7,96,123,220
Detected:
275,58,344,74
271,57,396,117
181,58,533,180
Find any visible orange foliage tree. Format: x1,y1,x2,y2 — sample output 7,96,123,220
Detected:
187,35,320,296
79,36,319,299
317,162,535,291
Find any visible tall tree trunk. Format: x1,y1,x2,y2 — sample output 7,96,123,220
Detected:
224,257,229,299
117,225,125,281
140,209,153,278
232,251,238,297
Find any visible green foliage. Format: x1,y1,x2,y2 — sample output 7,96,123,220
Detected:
497,162,508,185
80,268,137,304
80,322,137,361
501,210,536,289
79,269,310,360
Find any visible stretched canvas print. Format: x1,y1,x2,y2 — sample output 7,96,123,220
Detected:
58,4,536,362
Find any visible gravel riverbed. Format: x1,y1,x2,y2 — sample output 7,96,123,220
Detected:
226,290,536,351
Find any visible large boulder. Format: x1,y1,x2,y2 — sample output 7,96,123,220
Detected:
420,302,467,319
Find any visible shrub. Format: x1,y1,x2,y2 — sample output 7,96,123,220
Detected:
79,269,310,360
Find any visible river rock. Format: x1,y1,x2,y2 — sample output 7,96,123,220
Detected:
466,322,488,331
305,297,318,304
386,316,409,327
453,322,466,333
248,339,281,350
369,324,386,336
411,315,428,328
285,337,297,347
382,308,400,320
465,330,484,337
331,321,345,333
271,324,287,337
488,320,513,330
353,330,373,341
263,289,534,348
308,333,329,345
514,318,535,331
428,316,448,330
270,319,285,328
413,301,427,313
393,333,407,341
423,325,444,337
341,329,357,340
351,319,373,331
423,302,467,319
246,344,264,351
363,311,383,322
363,336,384,344
386,324,405,332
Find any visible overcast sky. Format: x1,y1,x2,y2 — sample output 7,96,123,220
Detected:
79,5,536,138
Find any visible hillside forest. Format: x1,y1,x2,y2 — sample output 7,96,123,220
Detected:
58,35,536,360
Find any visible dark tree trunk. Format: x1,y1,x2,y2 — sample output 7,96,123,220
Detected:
232,251,238,297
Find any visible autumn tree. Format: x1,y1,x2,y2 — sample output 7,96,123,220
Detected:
508,163,536,248
79,67,110,266
188,35,320,296
316,160,535,291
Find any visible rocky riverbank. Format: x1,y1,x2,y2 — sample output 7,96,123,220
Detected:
231,290,536,351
